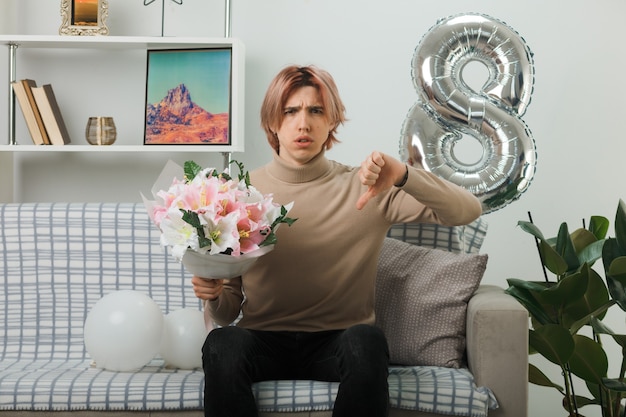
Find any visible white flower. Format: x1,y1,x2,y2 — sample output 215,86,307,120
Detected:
159,210,199,261
199,211,240,255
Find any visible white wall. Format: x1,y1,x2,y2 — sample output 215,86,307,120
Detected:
3,1,626,416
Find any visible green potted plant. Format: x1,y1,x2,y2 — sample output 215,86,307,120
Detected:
506,199,626,417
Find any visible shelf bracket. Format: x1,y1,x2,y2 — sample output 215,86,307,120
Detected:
222,151,232,171
224,0,232,38
8,42,17,146
223,0,232,167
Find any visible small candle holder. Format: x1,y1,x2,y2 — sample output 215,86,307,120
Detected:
85,117,116,146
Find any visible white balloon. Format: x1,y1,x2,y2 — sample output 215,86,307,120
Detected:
84,290,164,372
160,308,209,369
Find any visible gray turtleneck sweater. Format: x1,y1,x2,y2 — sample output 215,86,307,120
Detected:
206,151,481,332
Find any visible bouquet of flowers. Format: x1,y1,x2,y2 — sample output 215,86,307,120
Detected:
142,160,296,279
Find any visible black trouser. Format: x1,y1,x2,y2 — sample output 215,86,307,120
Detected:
202,323,390,417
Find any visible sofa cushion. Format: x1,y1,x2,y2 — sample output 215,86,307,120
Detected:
386,218,488,255
375,238,488,367
253,366,497,417
0,357,204,411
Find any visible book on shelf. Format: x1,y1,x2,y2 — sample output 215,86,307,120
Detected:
11,79,50,145
31,84,72,146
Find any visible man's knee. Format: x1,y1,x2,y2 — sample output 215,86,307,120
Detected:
202,327,253,371
203,326,248,351
340,324,389,366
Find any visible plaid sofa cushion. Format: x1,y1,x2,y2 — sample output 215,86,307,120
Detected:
0,203,494,416
386,218,488,254
253,366,496,417
0,358,204,411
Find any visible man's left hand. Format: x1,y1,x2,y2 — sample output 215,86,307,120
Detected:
356,151,407,210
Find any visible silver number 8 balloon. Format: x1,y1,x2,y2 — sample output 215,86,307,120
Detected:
401,13,536,214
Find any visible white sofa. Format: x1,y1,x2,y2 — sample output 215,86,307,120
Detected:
0,203,528,417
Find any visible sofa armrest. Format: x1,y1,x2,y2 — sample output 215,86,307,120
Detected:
466,285,529,417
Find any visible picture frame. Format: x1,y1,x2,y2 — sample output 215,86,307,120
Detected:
144,47,234,146
59,0,109,36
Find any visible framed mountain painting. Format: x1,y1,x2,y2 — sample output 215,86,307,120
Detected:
144,47,233,146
